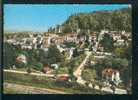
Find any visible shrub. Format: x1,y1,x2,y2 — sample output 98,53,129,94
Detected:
32,62,43,71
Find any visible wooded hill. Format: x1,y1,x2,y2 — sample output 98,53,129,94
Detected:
49,7,132,33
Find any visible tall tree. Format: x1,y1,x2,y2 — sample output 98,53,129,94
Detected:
45,44,63,65
100,33,114,52
3,43,16,68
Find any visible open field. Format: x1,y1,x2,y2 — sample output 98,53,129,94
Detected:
4,82,66,94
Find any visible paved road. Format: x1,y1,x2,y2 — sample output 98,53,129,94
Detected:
4,82,67,94
4,69,69,77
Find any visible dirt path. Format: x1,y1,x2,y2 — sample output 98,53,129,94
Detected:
4,82,67,94
73,52,91,84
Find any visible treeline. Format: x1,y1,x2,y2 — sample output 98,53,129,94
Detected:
49,7,132,33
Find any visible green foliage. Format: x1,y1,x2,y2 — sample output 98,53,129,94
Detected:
100,33,114,52
15,62,27,68
63,42,76,48
94,55,131,86
114,47,126,58
31,62,43,71
57,67,69,74
4,71,108,94
95,57,129,70
114,42,132,60
51,8,132,33
3,42,16,68
35,45,63,65
62,24,72,33
46,44,63,65
26,67,32,74
68,59,76,79
125,42,132,60
82,69,97,81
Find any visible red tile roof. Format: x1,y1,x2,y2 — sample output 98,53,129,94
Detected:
102,68,119,77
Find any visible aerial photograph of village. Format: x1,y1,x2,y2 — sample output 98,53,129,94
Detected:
3,4,132,94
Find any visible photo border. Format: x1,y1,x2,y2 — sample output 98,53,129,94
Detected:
1,2,138,100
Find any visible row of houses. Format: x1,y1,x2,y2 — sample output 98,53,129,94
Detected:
5,30,131,53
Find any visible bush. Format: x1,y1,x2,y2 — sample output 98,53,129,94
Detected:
82,68,97,81
32,62,43,71
55,80,73,88
64,42,76,48
15,62,27,68
57,67,69,74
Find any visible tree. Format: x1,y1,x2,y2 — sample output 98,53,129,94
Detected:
32,62,43,71
3,42,16,68
56,7,131,33
114,47,126,58
120,58,129,69
62,24,72,33
68,59,76,81
82,69,97,82
124,42,132,60
27,67,32,74
48,27,53,33
100,33,114,52
72,48,78,57
40,44,63,65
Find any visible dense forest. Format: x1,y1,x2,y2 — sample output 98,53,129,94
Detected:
48,7,132,33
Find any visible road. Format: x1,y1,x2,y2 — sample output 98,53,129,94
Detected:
88,83,127,94
73,51,92,84
4,82,67,94
4,69,69,78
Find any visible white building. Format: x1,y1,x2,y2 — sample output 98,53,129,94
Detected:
102,68,121,86
16,54,27,64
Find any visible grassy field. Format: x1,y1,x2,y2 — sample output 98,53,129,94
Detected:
4,71,109,94
4,87,25,94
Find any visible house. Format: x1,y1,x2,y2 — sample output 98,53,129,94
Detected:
64,33,77,42
112,34,121,41
16,54,27,64
55,37,64,44
102,68,121,85
114,39,125,46
21,45,32,50
42,64,51,74
6,39,16,44
42,37,49,48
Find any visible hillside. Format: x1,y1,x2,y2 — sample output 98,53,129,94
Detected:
49,7,132,33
